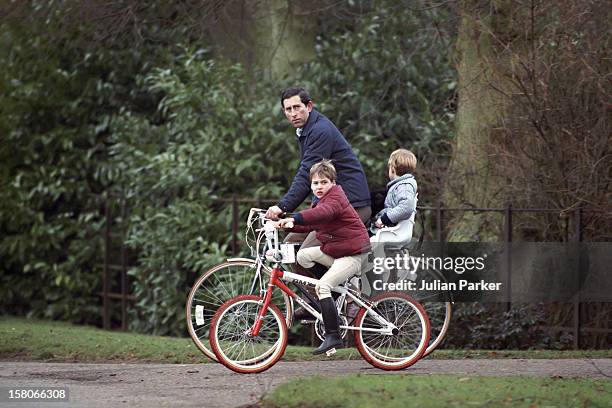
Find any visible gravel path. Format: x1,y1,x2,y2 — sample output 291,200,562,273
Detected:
1,359,610,408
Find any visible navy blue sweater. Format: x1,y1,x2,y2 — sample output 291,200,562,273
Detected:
278,110,371,212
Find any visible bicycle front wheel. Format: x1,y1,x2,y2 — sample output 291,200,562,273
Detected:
210,295,288,374
185,260,292,361
354,292,429,370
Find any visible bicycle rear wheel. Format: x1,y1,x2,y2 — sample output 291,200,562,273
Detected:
186,260,292,361
408,265,452,356
210,295,288,374
354,292,429,370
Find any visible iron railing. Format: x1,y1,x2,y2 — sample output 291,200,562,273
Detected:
101,195,609,348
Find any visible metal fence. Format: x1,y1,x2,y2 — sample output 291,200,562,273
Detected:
101,195,610,348
100,191,133,331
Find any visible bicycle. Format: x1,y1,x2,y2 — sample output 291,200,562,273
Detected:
186,208,451,361
208,212,430,373
185,208,293,361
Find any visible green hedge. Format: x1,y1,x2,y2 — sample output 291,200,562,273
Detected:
107,53,296,334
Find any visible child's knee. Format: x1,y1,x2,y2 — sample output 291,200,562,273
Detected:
296,249,315,269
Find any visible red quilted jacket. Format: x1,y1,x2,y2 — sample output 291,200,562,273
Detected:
290,185,371,258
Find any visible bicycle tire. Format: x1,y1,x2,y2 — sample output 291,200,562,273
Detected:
210,295,288,374
354,291,429,370
407,265,452,357
421,301,451,356
185,259,292,361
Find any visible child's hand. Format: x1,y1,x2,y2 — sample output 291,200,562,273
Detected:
374,218,384,228
278,218,295,229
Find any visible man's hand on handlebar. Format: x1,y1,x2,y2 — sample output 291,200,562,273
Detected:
265,205,283,221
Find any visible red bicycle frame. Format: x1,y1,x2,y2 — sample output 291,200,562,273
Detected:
249,263,386,337
251,266,297,336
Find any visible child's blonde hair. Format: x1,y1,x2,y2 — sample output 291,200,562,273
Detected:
310,159,337,182
388,149,417,176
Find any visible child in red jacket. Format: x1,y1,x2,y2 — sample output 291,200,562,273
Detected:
277,160,370,355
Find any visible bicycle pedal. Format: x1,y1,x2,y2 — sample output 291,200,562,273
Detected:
325,348,337,357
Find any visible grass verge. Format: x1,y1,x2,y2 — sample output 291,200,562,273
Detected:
1,317,611,363
261,375,612,408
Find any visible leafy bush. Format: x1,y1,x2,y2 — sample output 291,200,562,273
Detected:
0,13,164,323
444,303,571,350
109,52,301,335
301,1,456,195
0,24,108,322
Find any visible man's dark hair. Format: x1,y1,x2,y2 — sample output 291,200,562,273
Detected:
280,87,312,108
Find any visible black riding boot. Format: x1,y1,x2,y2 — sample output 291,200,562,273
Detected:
313,297,343,355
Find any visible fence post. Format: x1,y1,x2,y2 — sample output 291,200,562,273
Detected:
573,207,583,349
436,202,444,260
103,192,111,330
232,195,238,255
505,202,512,311
436,202,443,243
120,197,128,331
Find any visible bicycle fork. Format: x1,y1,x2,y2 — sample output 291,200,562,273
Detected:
250,265,295,336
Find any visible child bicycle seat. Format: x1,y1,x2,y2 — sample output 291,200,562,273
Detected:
370,211,416,247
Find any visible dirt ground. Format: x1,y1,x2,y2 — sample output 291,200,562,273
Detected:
1,359,610,408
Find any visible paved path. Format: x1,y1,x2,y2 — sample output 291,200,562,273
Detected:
1,359,610,407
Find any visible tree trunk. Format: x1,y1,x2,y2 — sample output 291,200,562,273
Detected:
207,0,317,79
445,1,517,241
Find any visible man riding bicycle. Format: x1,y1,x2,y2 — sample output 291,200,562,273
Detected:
265,87,371,318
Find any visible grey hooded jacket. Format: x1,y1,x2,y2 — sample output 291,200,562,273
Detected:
376,173,417,226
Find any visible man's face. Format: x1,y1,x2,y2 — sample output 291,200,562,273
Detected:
282,95,312,128
311,174,335,199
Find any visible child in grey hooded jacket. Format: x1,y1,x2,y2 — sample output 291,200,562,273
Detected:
365,149,418,295
372,149,418,235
